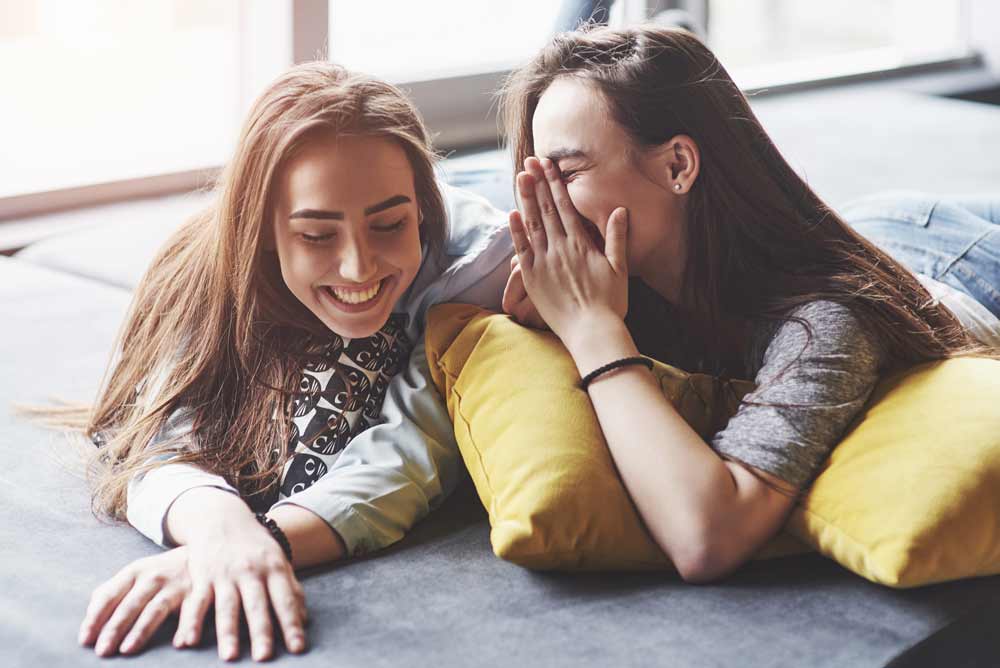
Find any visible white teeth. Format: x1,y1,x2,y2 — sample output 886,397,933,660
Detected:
328,280,382,305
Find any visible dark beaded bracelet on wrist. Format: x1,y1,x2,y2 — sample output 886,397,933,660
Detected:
255,513,293,563
578,356,654,391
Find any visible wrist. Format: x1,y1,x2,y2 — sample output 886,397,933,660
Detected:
166,487,256,546
562,312,638,376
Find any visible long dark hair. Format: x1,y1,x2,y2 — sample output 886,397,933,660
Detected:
500,23,996,377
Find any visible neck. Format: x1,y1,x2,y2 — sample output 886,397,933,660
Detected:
637,260,684,307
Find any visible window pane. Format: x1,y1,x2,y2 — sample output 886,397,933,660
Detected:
708,0,967,85
0,0,242,198
329,0,564,81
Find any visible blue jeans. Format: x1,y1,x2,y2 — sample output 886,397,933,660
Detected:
840,192,1000,319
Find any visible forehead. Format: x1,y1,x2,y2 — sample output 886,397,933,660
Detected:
531,77,628,159
278,133,415,208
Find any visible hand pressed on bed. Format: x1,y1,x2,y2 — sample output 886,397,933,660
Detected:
508,156,630,352
79,502,308,662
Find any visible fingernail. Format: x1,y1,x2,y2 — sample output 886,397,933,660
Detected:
289,634,305,652
188,631,198,645
120,638,134,653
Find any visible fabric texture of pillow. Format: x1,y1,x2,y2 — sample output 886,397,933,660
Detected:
425,304,809,571
785,356,1000,587
426,304,1000,587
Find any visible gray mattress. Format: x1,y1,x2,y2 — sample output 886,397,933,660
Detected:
4,79,1000,667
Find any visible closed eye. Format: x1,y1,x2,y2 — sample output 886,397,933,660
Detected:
301,232,335,244
372,219,406,232
559,169,580,182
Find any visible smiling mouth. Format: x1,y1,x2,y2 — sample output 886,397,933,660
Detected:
324,279,385,306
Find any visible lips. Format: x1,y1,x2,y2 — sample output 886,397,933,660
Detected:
326,279,383,305
318,276,393,315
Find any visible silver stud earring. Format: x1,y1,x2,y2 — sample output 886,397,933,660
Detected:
673,183,682,192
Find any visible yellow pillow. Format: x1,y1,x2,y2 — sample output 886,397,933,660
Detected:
425,304,809,571
426,304,1000,587
786,357,1000,587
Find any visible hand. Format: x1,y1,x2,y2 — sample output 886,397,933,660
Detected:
509,156,630,347
80,546,192,658
79,520,308,661
181,516,309,661
501,254,549,329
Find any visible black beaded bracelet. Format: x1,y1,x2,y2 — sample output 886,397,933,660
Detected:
579,356,654,391
255,513,293,563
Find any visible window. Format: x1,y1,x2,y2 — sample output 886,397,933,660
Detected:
0,0,244,199
328,1,564,82
706,0,971,89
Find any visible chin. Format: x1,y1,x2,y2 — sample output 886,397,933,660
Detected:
320,312,389,340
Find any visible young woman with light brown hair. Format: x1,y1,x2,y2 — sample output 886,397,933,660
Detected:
58,62,512,660
499,23,1000,583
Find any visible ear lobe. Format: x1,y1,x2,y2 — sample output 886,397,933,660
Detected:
664,134,700,190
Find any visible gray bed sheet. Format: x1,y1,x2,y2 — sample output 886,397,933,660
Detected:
5,237,1000,668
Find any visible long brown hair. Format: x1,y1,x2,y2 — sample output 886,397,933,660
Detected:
500,23,997,377
41,62,447,520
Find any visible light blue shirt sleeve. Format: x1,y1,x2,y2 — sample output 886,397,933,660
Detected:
124,406,240,547
269,337,458,555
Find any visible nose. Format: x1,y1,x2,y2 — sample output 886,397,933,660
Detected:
337,232,378,283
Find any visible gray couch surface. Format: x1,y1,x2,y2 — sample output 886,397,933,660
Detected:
5,79,1000,667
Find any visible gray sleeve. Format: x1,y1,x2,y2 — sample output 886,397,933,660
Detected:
709,300,884,490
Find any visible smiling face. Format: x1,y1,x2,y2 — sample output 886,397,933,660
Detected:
531,76,689,302
272,132,423,339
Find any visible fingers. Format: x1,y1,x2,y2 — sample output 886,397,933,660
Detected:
267,573,308,654
80,571,134,647
539,157,586,239
508,210,535,270
93,577,161,657
605,207,630,275
173,581,213,649
524,157,566,239
515,172,547,253
238,578,275,662
213,582,241,662
502,260,528,315
120,589,183,655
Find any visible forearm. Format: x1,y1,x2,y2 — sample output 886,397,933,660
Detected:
164,486,258,546
565,316,748,575
267,504,346,569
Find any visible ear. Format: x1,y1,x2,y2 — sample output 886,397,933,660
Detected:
657,134,700,194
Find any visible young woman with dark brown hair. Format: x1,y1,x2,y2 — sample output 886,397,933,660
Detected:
499,24,1000,583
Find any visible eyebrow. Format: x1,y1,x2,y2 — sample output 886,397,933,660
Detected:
544,148,589,163
289,194,412,220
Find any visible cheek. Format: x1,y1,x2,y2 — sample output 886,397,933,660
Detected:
277,246,324,299
567,183,614,233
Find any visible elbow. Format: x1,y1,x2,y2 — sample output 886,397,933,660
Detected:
673,548,736,584
664,528,745,584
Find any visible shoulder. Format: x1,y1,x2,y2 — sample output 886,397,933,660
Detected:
767,299,879,356
437,181,511,260
757,300,885,382
397,183,514,329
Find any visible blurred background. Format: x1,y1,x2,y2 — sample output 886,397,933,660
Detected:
1,0,997,226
